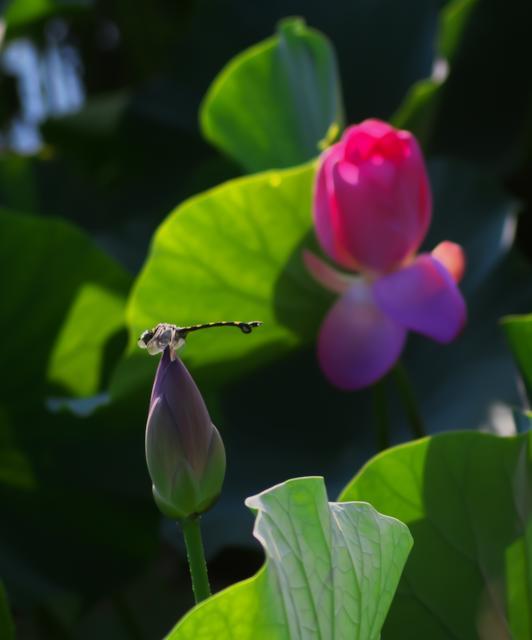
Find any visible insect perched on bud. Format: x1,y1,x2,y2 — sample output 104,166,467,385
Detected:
145,349,226,520
138,320,263,359
139,320,262,520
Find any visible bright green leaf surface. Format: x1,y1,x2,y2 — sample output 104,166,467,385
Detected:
501,314,532,401
0,211,130,401
340,432,532,639
0,581,15,640
170,477,412,639
200,18,344,172
47,283,126,397
127,163,328,385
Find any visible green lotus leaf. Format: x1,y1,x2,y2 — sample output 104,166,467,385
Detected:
126,162,329,388
0,210,130,401
340,431,532,639
170,477,412,639
200,17,344,172
501,313,532,401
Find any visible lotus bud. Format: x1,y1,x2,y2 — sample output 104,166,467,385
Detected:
145,349,225,520
314,118,432,273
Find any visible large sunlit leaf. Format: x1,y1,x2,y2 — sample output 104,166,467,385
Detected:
200,17,344,173
170,477,412,639
340,431,532,639
126,162,328,387
0,211,130,401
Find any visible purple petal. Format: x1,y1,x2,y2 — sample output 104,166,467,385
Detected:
318,281,407,390
372,254,467,343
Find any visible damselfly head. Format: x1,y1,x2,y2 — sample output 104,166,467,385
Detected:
137,329,155,347
137,323,184,357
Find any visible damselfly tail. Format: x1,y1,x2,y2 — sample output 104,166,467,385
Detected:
178,320,263,335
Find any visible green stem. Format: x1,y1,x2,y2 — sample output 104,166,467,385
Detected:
371,378,390,451
393,362,426,440
180,516,211,603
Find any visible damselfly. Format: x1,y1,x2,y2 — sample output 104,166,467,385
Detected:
138,320,263,359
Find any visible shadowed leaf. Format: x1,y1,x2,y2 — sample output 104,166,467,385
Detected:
200,18,344,172
340,431,532,639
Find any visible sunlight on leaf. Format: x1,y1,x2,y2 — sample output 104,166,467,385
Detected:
127,163,329,385
47,283,126,397
169,477,412,639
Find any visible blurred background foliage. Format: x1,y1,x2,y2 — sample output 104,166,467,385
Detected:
1,0,532,637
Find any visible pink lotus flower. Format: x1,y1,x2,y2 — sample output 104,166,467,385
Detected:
305,119,466,390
